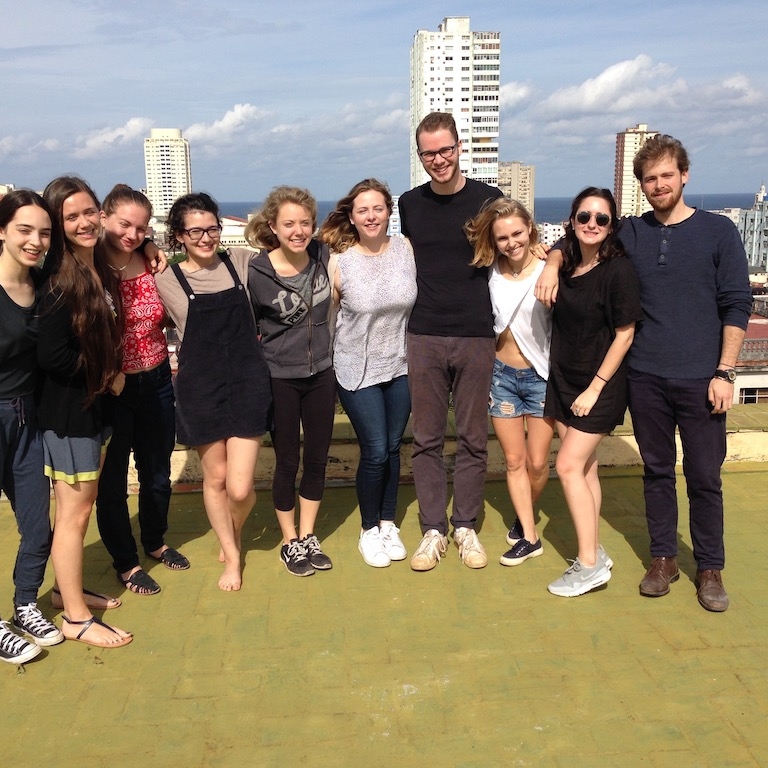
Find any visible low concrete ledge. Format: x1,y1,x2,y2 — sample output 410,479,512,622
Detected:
148,403,768,492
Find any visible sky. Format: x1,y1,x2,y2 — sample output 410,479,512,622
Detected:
2,0,767,202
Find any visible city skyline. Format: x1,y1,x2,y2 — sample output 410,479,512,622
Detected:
2,1,767,201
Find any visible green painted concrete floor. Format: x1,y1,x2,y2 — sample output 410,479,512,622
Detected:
2,467,767,767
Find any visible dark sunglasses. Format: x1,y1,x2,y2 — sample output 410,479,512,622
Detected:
575,211,611,227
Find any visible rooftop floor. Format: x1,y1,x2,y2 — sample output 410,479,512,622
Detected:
2,466,767,766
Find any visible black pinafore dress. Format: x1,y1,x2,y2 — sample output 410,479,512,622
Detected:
171,253,271,446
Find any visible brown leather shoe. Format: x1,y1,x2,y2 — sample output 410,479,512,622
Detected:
695,569,729,612
639,556,679,597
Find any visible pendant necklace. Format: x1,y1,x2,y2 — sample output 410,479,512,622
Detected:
509,255,533,278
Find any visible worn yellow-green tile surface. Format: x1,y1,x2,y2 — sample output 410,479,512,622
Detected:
2,468,767,767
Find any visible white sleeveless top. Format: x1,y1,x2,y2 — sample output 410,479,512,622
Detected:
488,257,552,379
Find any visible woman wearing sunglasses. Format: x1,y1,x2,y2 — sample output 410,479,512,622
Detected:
544,187,642,598
154,192,272,592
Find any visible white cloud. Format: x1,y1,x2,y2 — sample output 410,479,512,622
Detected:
0,133,60,159
500,82,532,111
538,55,681,117
73,117,154,159
185,104,269,145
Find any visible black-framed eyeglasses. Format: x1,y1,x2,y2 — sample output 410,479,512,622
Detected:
575,211,611,227
418,144,458,163
181,225,222,242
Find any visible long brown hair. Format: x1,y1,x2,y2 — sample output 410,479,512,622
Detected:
319,179,393,254
43,176,122,404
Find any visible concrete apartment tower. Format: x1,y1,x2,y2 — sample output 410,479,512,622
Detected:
144,128,192,219
614,123,658,217
409,16,500,189
498,161,535,219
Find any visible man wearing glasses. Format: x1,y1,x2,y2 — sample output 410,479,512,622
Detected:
399,112,502,571
537,134,751,611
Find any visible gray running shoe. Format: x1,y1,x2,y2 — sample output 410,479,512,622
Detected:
547,557,612,597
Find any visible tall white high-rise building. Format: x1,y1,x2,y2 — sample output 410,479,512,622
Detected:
498,161,535,219
614,123,658,218
409,16,500,189
144,128,192,219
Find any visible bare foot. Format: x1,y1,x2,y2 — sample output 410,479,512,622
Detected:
62,615,133,647
218,562,242,591
52,587,121,611
218,547,226,563
219,530,242,564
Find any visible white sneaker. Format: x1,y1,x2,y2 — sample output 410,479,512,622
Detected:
380,522,407,561
410,530,448,571
358,527,391,568
453,527,488,569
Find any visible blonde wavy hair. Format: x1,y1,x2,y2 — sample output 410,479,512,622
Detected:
244,186,317,251
464,197,538,268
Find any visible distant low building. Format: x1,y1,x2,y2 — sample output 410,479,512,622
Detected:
220,215,251,249
738,184,768,270
735,312,768,404
537,222,565,247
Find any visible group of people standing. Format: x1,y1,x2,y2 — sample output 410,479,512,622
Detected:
0,112,751,664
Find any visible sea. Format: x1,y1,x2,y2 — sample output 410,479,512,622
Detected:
221,193,756,226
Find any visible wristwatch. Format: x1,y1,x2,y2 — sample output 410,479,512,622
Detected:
713,368,736,383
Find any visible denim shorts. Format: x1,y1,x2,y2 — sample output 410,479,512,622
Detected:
488,360,547,418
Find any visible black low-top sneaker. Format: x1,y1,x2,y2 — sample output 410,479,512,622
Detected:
302,534,333,570
13,603,65,646
0,620,42,664
499,538,543,567
280,539,315,577
505,518,525,546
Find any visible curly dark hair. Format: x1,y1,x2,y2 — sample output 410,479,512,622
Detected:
167,192,221,251
561,187,626,276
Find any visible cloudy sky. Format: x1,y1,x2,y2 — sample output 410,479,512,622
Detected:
2,0,766,202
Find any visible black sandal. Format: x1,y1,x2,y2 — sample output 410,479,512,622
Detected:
147,547,190,571
117,569,161,595
62,615,133,648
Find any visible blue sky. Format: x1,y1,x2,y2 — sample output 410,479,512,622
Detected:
2,0,767,202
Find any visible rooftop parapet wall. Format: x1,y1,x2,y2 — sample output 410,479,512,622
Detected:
157,404,768,492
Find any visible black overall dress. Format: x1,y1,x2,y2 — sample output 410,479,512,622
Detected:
170,253,271,446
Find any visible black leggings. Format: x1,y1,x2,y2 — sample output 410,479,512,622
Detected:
270,367,336,511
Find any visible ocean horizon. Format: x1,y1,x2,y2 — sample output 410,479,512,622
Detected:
221,192,756,226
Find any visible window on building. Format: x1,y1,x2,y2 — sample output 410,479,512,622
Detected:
739,388,768,404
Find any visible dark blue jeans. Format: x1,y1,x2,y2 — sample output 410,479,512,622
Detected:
628,369,727,570
0,394,52,605
337,375,411,530
96,359,176,572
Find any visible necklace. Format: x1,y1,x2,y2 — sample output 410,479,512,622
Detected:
108,253,132,272
509,255,533,278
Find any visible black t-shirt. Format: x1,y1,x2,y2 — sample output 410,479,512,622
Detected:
399,178,502,337
0,270,42,398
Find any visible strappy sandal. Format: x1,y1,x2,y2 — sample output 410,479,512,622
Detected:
147,547,190,571
62,615,133,648
51,586,121,610
117,569,161,595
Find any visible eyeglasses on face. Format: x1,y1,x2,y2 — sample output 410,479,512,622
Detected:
181,225,222,242
575,211,611,227
418,143,458,163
